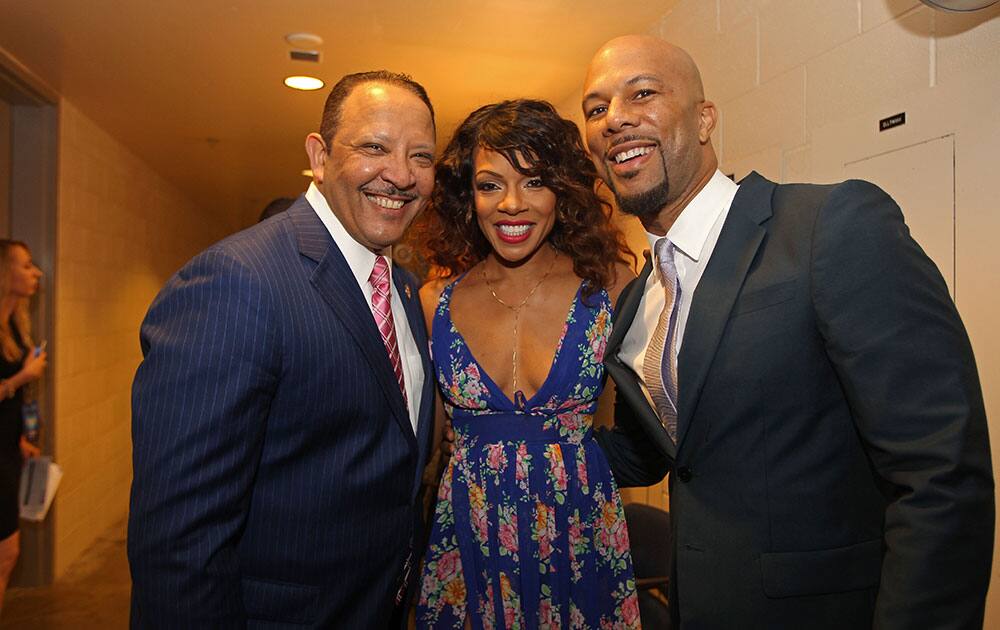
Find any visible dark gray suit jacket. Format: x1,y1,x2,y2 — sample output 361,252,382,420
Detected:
129,198,435,628
597,172,993,629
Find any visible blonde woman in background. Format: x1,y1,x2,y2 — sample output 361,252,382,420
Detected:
0,239,46,611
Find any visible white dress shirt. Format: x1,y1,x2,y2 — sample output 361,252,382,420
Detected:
618,170,739,410
305,183,424,433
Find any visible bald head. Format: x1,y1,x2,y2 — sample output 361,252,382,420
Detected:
586,35,705,105
581,35,718,233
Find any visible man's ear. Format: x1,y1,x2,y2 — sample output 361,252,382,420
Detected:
304,133,328,183
698,100,718,144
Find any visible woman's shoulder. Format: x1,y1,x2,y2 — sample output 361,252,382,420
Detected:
419,276,451,323
419,276,450,302
419,267,478,319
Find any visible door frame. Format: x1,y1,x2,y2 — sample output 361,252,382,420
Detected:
1,45,59,587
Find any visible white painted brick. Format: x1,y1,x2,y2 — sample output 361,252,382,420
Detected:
722,144,782,182
52,100,232,578
783,144,813,184
715,107,727,165
703,16,759,104
658,0,719,63
721,67,806,162
760,0,860,82
935,4,1000,88
862,0,921,32
806,9,931,131
720,0,761,31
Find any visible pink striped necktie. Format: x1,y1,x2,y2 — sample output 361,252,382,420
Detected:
368,256,407,405
643,237,680,442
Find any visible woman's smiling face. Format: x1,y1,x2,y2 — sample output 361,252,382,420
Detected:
473,148,557,264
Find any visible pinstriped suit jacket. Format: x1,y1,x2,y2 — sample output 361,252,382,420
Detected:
128,197,435,629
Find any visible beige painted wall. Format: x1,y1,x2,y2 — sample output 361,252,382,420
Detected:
558,0,1000,619
52,100,237,576
0,98,9,235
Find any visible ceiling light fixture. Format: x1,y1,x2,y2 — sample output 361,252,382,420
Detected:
285,33,324,48
284,76,324,91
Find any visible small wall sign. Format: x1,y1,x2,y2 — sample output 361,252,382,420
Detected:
879,112,906,132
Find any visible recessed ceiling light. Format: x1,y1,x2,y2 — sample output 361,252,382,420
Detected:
285,32,324,48
284,76,324,91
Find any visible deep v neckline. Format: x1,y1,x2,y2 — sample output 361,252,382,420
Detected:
446,275,583,410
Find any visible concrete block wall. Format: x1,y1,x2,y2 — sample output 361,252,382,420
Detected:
53,100,236,576
652,1,1000,183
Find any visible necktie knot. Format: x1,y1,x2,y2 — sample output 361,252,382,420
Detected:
369,255,390,293
655,237,677,285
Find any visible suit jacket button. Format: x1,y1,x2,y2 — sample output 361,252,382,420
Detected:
676,466,693,483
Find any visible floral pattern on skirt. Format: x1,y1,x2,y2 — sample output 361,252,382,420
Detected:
417,278,640,629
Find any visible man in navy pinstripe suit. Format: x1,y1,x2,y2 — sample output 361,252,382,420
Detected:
128,71,438,628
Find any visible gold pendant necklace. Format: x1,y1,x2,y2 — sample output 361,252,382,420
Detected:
481,253,557,404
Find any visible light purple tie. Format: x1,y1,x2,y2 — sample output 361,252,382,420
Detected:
643,237,680,442
369,256,407,405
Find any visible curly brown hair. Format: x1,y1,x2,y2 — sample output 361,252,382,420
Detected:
419,99,631,296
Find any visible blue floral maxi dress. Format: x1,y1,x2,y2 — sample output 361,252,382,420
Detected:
417,277,640,629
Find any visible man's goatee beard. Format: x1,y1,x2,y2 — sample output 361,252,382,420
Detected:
610,178,670,220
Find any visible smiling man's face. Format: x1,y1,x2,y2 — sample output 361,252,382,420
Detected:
582,36,716,229
307,81,436,253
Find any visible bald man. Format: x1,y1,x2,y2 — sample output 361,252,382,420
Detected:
585,35,993,628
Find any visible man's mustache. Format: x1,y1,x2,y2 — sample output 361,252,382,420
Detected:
605,135,659,159
360,185,418,201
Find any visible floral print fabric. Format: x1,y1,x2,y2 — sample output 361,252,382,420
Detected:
417,278,640,629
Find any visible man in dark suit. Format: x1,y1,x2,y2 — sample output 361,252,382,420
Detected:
584,35,993,628
128,71,437,628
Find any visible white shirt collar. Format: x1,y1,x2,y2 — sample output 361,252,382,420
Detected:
305,182,393,288
644,169,738,263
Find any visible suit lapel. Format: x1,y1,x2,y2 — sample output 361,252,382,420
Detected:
607,254,677,460
392,267,435,477
676,172,774,449
288,203,415,447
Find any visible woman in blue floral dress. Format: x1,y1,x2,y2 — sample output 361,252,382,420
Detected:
416,100,640,629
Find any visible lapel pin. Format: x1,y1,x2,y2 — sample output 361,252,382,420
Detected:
404,285,412,299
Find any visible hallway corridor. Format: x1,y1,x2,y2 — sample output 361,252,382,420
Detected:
1,520,129,628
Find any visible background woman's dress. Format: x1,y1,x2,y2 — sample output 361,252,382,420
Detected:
0,323,26,539
417,278,639,629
